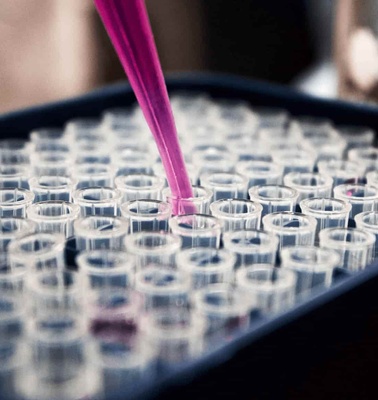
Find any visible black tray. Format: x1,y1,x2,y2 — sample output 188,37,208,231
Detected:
2,73,378,400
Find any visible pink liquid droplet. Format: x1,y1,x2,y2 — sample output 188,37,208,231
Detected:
90,316,138,345
94,0,194,214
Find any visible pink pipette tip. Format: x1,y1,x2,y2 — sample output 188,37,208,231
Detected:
94,0,194,215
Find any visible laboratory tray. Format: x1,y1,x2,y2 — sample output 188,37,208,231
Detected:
1,72,378,400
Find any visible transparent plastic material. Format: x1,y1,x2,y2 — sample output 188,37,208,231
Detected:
333,184,378,220
76,250,135,290
193,284,250,345
258,127,293,147
0,253,25,294
348,147,378,173
0,293,24,341
5,86,378,399
0,188,34,218
300,197,351,243
0,165,30,189
135,267,190,311
262,137,302,154
124,232,181,269
235,160,283,187
113,149,154,175
192,147,237,175
296,116,333,137
30,137,70,156
259,130,291,151
256,107,289,130
232,138,272,162
15,313,102,400
200,172,249,201
209,198,262,231
30,152,72,177
102,107,139,127
0,140,30,165
142,308,205,365
28,176,77,202
29,127,67,145
317,159,364,187
120,199,172,233
249,185,299,218
236,265,297,314
74,145,111,165
87,289,142,347
212,100,258,130
0,340,23,400
162,185,213,215
283,172,333,203
74,141,109,160
73,164,116,189
169,214,222,249
300,123,346,160
0,296,24,398
73,187,122,217
303,136,346,163
115,174,165,202
27,201,80,237
319,227,375,272
0,218,36,252
271,149,316,174
176,248,235,290
355,211,378,259
8,233,66,271
65,117,102,140
74,216,129,251
105,110,142,135
338,125,375,153
281,246,340,297
366,170,378,188
223,229,279,267
27,270,83,315
96,338,153,394
262,212,317,250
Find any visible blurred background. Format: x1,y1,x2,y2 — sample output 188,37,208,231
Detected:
0,0,377,113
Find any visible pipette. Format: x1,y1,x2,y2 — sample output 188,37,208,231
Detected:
93,0,193,214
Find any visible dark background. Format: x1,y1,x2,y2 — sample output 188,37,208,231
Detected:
201,0,314,83
0,0,319,113
102,0,315,85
